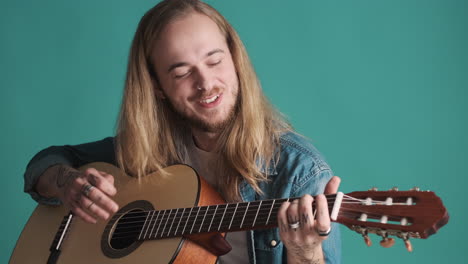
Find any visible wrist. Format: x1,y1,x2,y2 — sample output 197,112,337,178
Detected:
287,244,324,264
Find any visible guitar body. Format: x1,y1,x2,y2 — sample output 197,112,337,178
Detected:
10,162,225,264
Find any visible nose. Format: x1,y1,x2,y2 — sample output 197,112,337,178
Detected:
195,67,214,91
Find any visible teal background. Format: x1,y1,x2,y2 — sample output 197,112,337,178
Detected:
1,0,466,263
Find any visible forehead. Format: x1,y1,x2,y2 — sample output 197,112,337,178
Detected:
154,12,227,63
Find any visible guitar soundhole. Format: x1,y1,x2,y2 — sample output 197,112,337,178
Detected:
101,200,154,258
110,209,146,249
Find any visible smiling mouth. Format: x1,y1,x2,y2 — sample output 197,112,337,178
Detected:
200,94,220,104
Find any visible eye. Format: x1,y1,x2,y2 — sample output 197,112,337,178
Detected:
173,68,191,79
207,59,222,66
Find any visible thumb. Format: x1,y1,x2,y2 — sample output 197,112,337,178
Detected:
324,176,341,194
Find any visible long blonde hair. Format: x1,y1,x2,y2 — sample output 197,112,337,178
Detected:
116,0,291,201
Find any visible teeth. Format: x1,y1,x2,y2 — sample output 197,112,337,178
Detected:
201,95,219,104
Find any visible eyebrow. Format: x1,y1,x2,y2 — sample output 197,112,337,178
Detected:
167,48,225,73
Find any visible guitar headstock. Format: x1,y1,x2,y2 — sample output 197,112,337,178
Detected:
335,187,448,251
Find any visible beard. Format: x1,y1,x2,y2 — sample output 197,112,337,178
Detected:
165,88,240,133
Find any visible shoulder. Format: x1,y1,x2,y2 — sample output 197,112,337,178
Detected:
277,131,330,173
267,131,333,196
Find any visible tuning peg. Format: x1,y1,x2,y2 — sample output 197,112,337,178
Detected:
363,234,372,246
380,237,395,248
410,187,420,191
404,239,413,252
390,187,398,191
398,233,413,252
368,187,378,191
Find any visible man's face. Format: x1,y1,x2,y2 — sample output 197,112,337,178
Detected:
153,13,239,133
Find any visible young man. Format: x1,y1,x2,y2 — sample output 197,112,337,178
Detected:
24,0,341,263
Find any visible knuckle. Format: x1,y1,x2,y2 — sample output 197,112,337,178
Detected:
315,194,325,203
84,168,96,175
90,177,103,188
106,174,115,182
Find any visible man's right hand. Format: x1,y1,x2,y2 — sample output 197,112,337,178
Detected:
36,165,119,223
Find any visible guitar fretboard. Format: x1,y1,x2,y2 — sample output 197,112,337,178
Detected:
127,196,335,241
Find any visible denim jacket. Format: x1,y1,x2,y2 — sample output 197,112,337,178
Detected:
24,132,341,263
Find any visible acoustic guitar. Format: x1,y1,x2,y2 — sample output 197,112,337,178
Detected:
9,162,449,264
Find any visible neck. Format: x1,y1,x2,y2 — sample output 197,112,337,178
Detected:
191,128,220,152
133,195,337,241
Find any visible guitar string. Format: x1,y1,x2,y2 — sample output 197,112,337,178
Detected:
56,195,416,239
109,206,291,239
109,205,415,241
107,207,411,239
102,199,348,230
102,197,364,220
108,197,413,238
105,200,330,239
105,195,408,223
55,196,409,234
108,211,364,241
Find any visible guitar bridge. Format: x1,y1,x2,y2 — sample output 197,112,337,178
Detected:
47,212,74,264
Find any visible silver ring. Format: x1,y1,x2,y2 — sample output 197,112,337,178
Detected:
87,201,95,210
289,221,300,229
197,86,203,90
82,184,94,197
317,226,332,236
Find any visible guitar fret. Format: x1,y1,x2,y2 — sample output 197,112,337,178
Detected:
240,202,250,228
141,198,303,238
190,207,201,234
147,211,157,239
167,208,178,237
161,209,172,238
218,204,229,231
266,199,276,225
138,211,151,240
182,207,193,235
208,205,218,232
144,211,156,240
150,211,161,238
253,200,262,227
175,208,186,236
155,210,166,238
199,205,210,233
228,203,239,230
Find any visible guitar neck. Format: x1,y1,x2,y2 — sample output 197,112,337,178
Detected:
132,195,335,241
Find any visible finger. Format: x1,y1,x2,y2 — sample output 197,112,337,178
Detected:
75,190,108,219
69,197,97,224
298,194,314,231
85,168,117,196
315,194,331,237
277,201,291,233
83,184,119,218
99,170,115,186
287,199,300,232
324,176,341,195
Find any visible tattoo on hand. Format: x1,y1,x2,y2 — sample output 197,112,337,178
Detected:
301,213,309,224
89,174,99,185
56,166,80,188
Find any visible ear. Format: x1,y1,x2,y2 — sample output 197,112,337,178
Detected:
154,88,166,99
151,75,166,99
